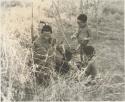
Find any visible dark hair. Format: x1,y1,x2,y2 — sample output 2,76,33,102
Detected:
77,14,87,23
41,25,52,33
84,46,95,57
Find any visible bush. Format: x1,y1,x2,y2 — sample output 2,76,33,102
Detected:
103,4,123,16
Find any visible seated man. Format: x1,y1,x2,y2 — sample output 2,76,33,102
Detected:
33,22,56,87
76,46,97,86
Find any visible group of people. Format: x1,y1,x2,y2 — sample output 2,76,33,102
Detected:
32,14,97,87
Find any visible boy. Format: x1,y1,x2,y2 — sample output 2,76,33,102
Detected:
71,14,91,62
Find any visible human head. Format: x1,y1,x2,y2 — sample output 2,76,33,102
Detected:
38,21,52,35
77,14,87,27
41,24,52,34
83,46,95,61
40,22,52,39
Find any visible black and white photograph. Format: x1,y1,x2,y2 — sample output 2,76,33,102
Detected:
0,0,124,101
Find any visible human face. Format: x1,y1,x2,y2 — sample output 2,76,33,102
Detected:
41,31,51,40
77,20,86,28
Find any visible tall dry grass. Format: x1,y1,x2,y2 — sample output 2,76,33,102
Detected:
0,0,124,101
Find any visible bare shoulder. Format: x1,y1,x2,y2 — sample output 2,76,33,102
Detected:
86,26,91,37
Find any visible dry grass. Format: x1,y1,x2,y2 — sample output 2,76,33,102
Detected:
0,0,124,101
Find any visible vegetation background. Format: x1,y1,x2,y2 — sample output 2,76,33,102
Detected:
0,0,124,101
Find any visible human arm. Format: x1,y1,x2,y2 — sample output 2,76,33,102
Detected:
71,31,79,40
85,28,91,40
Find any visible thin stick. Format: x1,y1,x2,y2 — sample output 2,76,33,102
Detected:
31,1,37,98
94,0,99,39
52,0,71,49
31,1,34,43
80,0,84,14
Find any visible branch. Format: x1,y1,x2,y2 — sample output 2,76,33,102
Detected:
52,0,71,49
